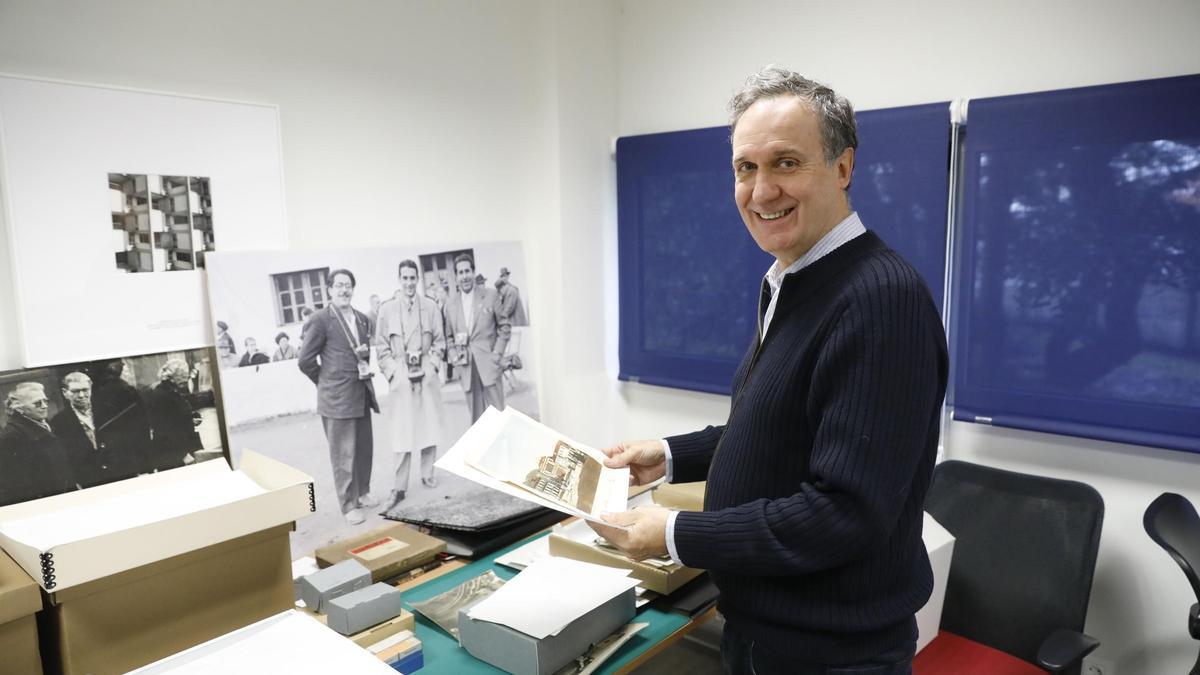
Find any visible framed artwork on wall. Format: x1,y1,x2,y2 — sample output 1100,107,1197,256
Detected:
0,74,287,367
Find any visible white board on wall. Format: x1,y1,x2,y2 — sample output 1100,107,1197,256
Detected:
0,74,287,366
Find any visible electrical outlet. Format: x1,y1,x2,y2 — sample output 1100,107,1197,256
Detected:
1083,656,1115,675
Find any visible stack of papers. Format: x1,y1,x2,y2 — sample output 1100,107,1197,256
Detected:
436,407,629,523
467,557,640,639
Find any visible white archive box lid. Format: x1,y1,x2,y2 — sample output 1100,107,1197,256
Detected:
0,451,314,592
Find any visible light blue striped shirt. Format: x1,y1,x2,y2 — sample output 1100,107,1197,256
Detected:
662,211,867,565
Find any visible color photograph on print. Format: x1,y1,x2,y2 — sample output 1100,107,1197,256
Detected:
109,173,215,273
0,347,225,507
205,241,537,555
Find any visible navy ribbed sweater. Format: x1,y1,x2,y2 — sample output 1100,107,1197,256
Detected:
667,231,948,665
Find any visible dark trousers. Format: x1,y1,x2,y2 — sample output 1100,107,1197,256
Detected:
721,624,915,675
321,413,373,513
467,361,504,422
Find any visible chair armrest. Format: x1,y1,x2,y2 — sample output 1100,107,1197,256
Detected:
1036,629,1100,672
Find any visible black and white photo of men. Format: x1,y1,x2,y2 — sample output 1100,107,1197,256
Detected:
0,348,226,508
205,242,538,555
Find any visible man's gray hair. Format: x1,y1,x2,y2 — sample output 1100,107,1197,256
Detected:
62,371,91,389
728,65,858,164
158,359,190,382
5,382,44,412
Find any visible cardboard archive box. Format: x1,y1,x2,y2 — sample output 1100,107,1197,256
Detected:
0,549,42,675
0,451,315,674
651,481,706,511
39,524,294,675
0,451,313,592
459,588,636,675
314,522,445,583
326,583,405,635
300,606,416,648
547,519,704,595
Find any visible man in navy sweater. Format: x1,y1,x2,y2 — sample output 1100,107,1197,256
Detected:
591,66,948,674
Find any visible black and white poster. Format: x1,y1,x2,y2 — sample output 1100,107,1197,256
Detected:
205,241,538,555
0,347,225,507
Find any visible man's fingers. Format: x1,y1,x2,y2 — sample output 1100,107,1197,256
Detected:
603,446,635,468
587,519,625,542
600,510,638,527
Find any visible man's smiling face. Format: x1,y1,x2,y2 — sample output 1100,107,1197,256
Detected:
732,95,853,268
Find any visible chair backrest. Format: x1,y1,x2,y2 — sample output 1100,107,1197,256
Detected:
925,460,1105,663
1144,492,1200,602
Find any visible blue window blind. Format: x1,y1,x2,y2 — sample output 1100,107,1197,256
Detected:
953,74,1200,453
616,103,950,394
616,126,767,394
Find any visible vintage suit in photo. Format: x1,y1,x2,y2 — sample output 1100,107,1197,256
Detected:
497,281,528,326
0,414,75,505
376,295,446,490
50,407,136,489
298,305,380,514
443,287,511,422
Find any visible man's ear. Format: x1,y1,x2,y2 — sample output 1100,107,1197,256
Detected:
836,147,855,190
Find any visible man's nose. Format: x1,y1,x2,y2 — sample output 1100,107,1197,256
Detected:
752,172,782,204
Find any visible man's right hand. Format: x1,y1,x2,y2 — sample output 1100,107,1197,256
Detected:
601,439,667,487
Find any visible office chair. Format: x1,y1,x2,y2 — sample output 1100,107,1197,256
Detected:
915,460,1104,675
1143,492,1200,675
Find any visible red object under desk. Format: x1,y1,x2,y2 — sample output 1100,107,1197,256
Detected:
913,631,1046,675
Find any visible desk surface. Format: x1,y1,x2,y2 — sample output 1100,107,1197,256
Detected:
398,531,710,674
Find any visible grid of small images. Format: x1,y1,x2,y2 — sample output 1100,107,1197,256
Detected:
109,173,215,273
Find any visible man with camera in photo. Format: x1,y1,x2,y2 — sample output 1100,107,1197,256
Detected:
299,268,380,526
442,253,511,423
375,259,446,510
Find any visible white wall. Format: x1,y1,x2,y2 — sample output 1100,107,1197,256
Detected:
608,1,1200,673
0,0,550,369
3,0,1200,671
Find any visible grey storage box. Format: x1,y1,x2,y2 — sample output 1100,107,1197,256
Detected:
458,588,635,675
297,559,371,613
326,582,405,636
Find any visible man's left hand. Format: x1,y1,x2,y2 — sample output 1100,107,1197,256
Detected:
588,506,671,561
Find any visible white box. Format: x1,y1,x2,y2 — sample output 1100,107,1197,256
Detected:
459,588,635,675
129,611,397,674
916,512,955,653
0,451,315,592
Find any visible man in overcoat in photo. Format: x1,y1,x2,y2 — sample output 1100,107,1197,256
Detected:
375,259,446,511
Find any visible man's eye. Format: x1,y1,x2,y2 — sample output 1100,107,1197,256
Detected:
779,159,799,169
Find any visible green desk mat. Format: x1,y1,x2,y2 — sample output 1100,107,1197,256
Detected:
400,532,691,674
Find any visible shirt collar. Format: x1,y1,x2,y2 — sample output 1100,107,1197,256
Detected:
74,406,94,425
764,211,866,295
